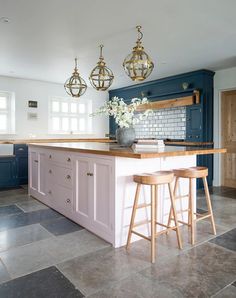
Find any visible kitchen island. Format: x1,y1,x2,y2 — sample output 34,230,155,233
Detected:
28,142,225,247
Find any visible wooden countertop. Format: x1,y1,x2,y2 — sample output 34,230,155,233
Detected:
0,138,111,144
28,142,226,159
0,138,213,147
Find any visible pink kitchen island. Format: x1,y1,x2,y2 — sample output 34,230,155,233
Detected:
28,142,225,248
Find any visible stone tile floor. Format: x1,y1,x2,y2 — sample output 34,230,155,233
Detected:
0,185,235,297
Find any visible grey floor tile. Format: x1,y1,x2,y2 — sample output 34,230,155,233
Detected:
210,228,236,252
197,194,236,211
0,208,62,232
213,206,236,228
0,194,32,207
0,266,84,297
0,188,27,199
0,224,53,252
41,217,84,236
58,246,151,296
16,199,48,212
140,242,236,298
213,285,236,298
0,260,10,285
0,230,109,279
0,205,23,217
88,272,182,298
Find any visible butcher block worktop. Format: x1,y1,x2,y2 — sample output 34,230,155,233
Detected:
29,142,226,159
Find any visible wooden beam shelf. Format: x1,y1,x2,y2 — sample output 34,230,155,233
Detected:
137,90,200,111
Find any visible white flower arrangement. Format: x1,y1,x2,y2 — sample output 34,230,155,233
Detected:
91,96,152,128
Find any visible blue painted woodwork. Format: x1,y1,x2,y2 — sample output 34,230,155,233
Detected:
0,157,17,188
14,144,28,185
109,69,215,188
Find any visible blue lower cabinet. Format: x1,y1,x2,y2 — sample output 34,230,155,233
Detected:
0,157,17,188
16,155,28,185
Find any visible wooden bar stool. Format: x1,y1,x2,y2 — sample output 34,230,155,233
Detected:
167,166,216,245
126,171,182,263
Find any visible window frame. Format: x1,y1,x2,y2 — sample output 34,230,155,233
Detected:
48,96,92,134
0,91,15,135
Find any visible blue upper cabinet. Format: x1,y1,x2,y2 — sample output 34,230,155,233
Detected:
109,69,215,142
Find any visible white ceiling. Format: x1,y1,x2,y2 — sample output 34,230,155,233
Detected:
0,0,236,89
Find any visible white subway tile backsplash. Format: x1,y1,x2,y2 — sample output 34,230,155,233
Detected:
135,106,186,139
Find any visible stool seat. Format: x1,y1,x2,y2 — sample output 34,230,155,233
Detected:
133,171,174,185
173,166,208,179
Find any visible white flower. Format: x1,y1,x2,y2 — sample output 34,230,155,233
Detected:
91,96,153,128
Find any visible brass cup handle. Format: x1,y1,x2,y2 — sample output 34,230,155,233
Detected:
66,198,71,203
87,172,93,176
34,160,38,163
66,175,71,180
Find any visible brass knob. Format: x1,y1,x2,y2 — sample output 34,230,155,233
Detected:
49,155,52,159
67,157,71,162
66,198,71,203
48,190,52,195
49,169,52,174
66,175,71,180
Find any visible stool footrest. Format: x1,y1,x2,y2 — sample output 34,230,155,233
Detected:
132,230,151,241
136,203,151,209
175,195,189,200
195,212,211,221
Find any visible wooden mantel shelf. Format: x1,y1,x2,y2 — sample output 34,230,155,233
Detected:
137,90,200,111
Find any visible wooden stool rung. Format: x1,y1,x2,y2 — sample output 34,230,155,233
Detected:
174,195,189,200
136,203,151,209
195,213,211,221
131,230,151,241
133,219,151,227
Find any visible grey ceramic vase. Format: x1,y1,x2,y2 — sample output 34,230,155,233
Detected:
116,127,136,147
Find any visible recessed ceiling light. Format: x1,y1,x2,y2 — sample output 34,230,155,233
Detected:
0,17,10,23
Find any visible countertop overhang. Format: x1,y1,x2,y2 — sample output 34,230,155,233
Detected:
28,142,226,159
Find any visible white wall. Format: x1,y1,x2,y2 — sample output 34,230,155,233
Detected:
0,76,109,139
213,67,236,186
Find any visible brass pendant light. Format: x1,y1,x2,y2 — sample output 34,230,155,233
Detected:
123,26,154,81
64,58,87,98
89,45,114,91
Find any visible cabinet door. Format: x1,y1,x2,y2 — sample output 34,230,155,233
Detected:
38,152,46,196
29,151,38,191
74,157,91,225
90,158,113,236
0,157,17,188
186,105,202,141
16,156,28,185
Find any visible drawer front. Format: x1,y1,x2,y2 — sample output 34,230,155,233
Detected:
46,151,72,168
14,144,28,156
47,164,72,189
46,179,73,216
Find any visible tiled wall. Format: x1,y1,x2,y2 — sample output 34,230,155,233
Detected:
135,106,186,139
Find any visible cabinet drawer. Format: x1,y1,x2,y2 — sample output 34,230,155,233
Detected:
47,164,72,189
46,151,72,168
46,180,73,215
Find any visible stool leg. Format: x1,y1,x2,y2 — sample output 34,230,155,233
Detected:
155,185,158,236
167,177,179,229
203,177,216,235
151,185,156,263
189,178,195,245
126,183,141,250
168,183,182,249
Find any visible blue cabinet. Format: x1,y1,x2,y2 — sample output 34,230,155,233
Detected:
186,105,202,141
14,144,28,185
0,157,17,188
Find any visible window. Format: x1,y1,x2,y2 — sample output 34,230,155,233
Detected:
0,91,15,134
49,97,92,134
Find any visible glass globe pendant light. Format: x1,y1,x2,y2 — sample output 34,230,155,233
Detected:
123,26,154,81
89,45,114,91
64,58,87,97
